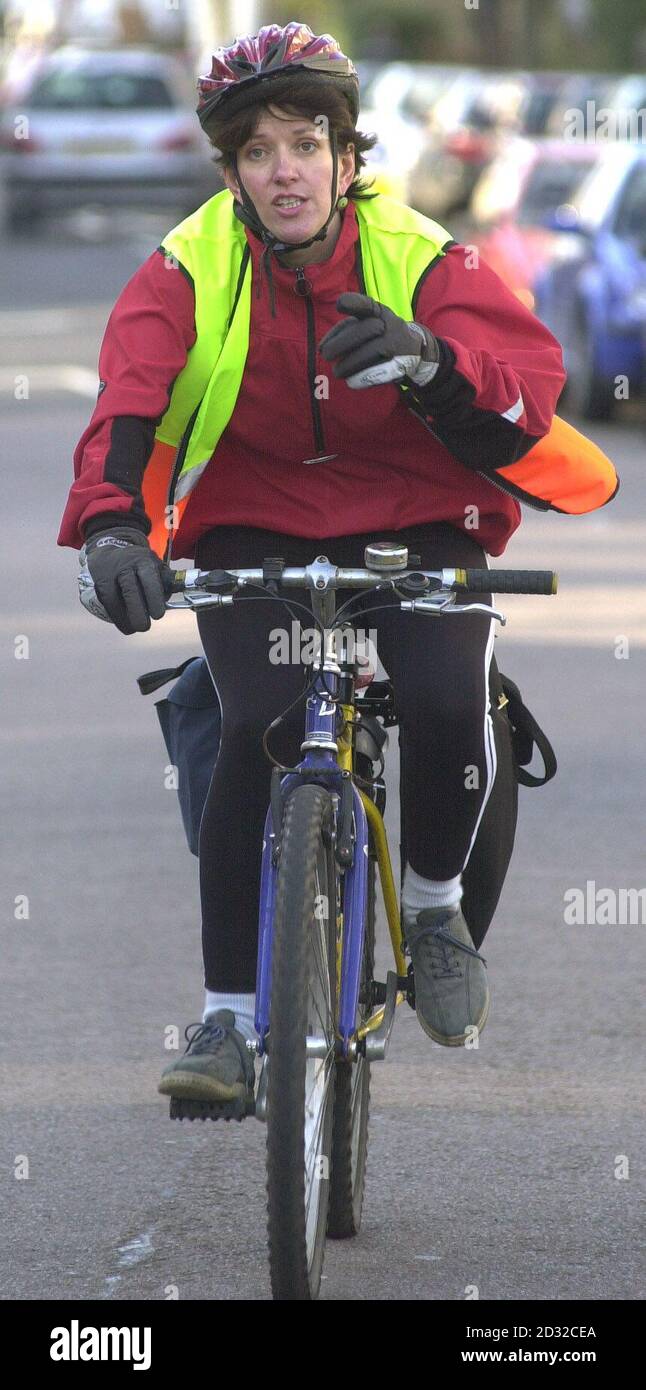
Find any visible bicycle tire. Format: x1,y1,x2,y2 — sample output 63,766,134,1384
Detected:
327,839,375,1239
266,783,338,1301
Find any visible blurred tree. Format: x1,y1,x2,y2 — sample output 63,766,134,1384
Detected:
257,0,646,69
117,2,153,44
588,0,646,68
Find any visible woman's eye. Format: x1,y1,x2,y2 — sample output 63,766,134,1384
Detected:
246,140,318,159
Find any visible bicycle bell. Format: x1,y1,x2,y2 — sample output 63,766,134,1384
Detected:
364,541,408,572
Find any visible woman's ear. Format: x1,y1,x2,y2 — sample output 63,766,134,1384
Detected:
222,167,241,201
340,142,355,195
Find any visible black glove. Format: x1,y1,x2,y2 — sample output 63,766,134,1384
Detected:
319,292,440,390
83,526,169,635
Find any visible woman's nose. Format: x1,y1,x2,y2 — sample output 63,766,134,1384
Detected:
273,151,300,178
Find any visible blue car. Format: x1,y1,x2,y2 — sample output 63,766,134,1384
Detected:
535,144,646,419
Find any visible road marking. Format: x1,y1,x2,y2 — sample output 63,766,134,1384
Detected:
0,365,99,397
0,305,111,334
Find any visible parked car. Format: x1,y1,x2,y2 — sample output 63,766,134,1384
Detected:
516,71,572,137
545,72,615,140
0,46,221,231
601,73,646,140
407,70,529,218
358,62,459,198
535,144,646,419
468,137,598,309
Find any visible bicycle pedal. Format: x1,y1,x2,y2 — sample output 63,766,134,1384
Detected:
404,963,416,1009
169,1094,255,1123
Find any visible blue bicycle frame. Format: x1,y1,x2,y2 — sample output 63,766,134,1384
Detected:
254,646,369,1057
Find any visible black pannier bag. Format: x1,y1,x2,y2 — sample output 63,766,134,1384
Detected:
396,653,556,951
138,653,556,946
137,657,221,856
459,655,556,949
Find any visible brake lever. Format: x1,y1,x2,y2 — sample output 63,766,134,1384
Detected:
401,596,506,625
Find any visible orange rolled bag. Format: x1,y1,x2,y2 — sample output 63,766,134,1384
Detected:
495,413,619,514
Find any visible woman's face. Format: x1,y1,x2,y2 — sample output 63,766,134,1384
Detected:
224,105,355,246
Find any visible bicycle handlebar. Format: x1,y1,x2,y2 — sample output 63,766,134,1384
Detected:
166,564,558,598
78,549,557,628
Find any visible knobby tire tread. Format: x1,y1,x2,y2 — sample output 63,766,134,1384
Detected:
266,783,336,1300
327,852,375,1238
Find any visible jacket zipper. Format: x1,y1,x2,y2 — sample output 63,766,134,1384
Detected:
403,392,552,512
474,466,551,510
294,265,337,464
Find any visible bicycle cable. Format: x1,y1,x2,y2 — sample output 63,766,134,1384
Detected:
210,581,413,774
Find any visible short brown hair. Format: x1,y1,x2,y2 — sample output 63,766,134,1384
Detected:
202,70,379,201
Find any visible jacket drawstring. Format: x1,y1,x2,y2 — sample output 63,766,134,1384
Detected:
257,242,277,318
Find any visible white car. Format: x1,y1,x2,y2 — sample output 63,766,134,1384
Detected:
358,62,460,197
0,46,222,231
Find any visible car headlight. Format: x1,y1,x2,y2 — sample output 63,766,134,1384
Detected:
549,233,588,264
625,286,646,321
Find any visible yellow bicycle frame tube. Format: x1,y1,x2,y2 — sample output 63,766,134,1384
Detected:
337,701,407,991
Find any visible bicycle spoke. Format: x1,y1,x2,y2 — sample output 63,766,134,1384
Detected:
307,978,330,1039
304,1046,335,1119
304,1056,335,1224
311,869,333,1006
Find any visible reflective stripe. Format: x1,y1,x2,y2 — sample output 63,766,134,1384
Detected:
461,576,497,874
501,392,524,424
174,456,211,502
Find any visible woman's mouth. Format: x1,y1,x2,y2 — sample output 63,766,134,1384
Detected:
272,196,308,217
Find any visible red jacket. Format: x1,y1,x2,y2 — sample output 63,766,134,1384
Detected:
58,198,566,559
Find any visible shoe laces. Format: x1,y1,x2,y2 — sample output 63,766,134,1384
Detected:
183,1021,227,1056
413,921,487,980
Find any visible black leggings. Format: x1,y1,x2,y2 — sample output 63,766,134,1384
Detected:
195,522,496,992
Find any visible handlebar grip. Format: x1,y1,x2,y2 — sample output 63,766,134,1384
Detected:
454,569,558,595
166,568,189,594
164,566,238,595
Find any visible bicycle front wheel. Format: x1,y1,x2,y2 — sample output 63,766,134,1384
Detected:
327,846,375,1238
266,784,338,1301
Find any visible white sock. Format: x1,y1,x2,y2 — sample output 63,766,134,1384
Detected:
203,990,257,1044
401,865,463,931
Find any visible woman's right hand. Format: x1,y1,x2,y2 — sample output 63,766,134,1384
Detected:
82,526,169,635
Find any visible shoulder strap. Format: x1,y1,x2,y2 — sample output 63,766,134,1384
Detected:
136,657,199,696
500,674,557,787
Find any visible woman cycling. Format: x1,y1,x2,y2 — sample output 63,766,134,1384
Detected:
58,23,568,1107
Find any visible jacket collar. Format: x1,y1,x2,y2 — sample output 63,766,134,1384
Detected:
243,199,360,313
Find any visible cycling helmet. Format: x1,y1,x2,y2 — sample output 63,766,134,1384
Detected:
197,23,359,126
197,23,360,310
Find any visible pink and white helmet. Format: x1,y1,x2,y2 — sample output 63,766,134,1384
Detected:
197,21,360,129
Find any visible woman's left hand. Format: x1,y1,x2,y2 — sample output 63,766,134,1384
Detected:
319,292,440,390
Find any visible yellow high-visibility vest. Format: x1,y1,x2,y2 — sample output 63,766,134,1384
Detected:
140,189,617,560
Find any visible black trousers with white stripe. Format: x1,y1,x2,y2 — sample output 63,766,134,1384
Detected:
195,522,496,992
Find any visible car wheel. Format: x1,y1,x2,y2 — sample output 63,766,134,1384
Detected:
566,314,615,421
5,195,44,237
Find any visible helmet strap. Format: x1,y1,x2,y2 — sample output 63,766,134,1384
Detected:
231,129,342,258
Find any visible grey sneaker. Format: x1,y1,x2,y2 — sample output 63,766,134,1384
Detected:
405,906,490,1047
158,1010,255,1103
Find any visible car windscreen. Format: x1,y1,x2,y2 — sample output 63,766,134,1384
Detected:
613,162,646,249
28,70,175,110
517,159,592,225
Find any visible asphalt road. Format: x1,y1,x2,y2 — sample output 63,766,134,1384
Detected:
1,210,645,1302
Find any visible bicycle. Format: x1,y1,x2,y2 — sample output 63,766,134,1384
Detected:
82,540,557,1300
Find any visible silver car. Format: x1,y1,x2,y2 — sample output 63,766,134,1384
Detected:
0,46,222,231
